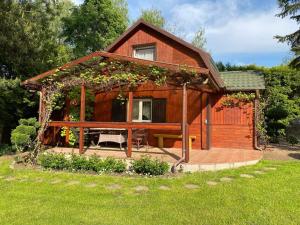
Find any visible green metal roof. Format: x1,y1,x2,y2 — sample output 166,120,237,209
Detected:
220,71,265,91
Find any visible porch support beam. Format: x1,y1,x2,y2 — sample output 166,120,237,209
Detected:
79,84,86,154
49,121,181,130
182,83,190,163
127,91,133,157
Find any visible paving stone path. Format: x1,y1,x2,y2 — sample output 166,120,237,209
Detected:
220,177,233,182
66,180,80,186
85,183,97,188
106,184,122,190
240,174,254,178
134,185,149,192
184,184,200,189
207,181,218,186
158,185,171,190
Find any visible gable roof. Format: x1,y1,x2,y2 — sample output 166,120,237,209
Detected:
220,71,265,91
106,19,225,90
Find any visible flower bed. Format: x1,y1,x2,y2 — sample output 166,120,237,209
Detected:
38,153,169,175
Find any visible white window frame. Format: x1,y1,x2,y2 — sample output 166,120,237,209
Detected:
131,98,152,122
133,45,156,61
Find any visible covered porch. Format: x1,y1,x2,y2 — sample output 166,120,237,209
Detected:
23,51,219,164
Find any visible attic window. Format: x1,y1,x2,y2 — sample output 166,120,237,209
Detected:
133,45,156,61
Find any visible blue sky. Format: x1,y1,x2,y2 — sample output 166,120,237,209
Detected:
74,0,297,67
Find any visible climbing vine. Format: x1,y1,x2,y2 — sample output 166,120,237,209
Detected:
221,92,255,107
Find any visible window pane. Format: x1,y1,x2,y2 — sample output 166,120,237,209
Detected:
133,100,139,120
134,47,155,61
142,101,151,121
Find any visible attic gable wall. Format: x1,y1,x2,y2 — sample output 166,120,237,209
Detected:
110,25,206,68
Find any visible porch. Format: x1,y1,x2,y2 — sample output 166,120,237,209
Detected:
47,146,263,172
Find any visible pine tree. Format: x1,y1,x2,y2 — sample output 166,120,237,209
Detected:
275,0,300,68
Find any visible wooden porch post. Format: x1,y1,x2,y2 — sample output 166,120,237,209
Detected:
79,84,86,154
39,88,46,123
127,91,133,157
64,98,70,145
182,83,190,163
39,88,46,143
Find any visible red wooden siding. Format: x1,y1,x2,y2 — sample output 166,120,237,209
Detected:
112,26,206,68
210,94,254,149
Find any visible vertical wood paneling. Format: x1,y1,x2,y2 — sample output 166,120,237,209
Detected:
210,94,254,149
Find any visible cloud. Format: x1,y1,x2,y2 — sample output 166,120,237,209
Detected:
167,0,297,54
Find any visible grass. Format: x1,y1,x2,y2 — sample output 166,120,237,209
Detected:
0,156,299,225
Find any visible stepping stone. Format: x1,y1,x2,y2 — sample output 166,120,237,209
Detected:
254,170,265,174
18,178,28,182
220,177,233,182
85,183,97,188
134,185,149,192
158,185,171,190
4,176,15,181
66,180,80,186
184,184,200,189
263,167,277,171
240,174,254,178
9,161,15,169
34,178,44,183
206,181,218,186
106,184,122,190
50,179,62,184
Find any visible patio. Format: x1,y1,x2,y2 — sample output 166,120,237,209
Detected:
47,147,263,172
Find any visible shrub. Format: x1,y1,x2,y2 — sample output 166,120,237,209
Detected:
10,118,39,152
286,136,299,145
70,154,91,171
39,153,70,170
0,144,15,156
38,153,126,173
101,157,126,173
131,156,169,175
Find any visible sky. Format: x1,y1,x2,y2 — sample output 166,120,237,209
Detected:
74,0,297,67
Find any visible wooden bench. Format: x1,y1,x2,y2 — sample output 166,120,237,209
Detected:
153,134,196,150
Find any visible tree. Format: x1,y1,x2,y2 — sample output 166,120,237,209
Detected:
62,0,128,58
215,61,226,71
137,8,165,28
0,0,74,79
0,78,38,144
191,27,207,49
275,0,300,68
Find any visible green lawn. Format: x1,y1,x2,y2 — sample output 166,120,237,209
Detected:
0,156,299,225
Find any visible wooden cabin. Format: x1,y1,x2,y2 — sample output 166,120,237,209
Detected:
23,20,265,163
